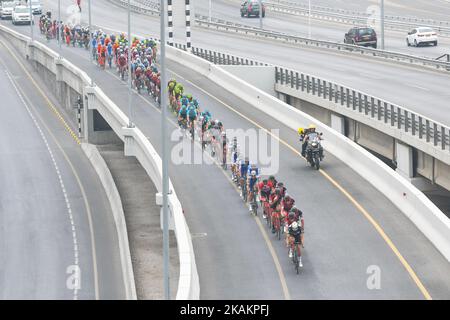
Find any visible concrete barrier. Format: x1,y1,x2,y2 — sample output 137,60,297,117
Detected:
166,45,450,262
0,25,200,299
81,143,137,300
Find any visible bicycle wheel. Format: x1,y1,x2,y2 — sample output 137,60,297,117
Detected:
277,218,281,240
293,249,299,274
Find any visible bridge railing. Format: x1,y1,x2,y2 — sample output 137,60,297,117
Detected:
274,66,450,158
184,44,450,165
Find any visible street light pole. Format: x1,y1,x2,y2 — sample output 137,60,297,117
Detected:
127,0,134,128
258,0,262,29
29,0,34,41
88,0,92,62
308,0,311,39
380,0,385,49
58,0,61,54
160,0,170,300
209,0,211,22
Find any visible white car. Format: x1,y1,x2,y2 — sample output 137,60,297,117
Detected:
12,5,32,25
30,0,42,15
406,27,438,47
0,1,17,20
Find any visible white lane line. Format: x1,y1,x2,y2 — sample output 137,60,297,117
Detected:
4,69,80,300
407,83,431,91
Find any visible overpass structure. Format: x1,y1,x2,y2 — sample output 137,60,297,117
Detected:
0,0,450,300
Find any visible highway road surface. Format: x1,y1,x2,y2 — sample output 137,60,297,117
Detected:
0,36,125,299
194,0,450,59
8,14,450,299
34,0,450,129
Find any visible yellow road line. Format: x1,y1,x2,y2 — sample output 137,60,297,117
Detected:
0,40,81,145
168,68,433,300
0,39,100,299
13,31,430,299
100,64,293,300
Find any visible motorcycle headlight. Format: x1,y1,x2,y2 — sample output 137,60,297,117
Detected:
312,142,318,147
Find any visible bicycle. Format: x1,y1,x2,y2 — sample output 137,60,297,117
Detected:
222,143,227,170
188,119,195,142
240,176,247,202
273,211,282,240
249,188,258,216
292,241,302,274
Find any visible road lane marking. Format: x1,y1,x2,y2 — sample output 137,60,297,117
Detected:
4,68,80,300
0,40,100,300
168,67,433,300
77,45,431,299
97,62,293,300
12,28,431,299
0,39,81,145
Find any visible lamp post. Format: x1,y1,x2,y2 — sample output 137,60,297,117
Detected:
380,0,385,49
29,0,34,41
58,0,61,54
209,0,211,22
127,0,134,128
308,0,311,39
160,0,170,300
258,0,263,29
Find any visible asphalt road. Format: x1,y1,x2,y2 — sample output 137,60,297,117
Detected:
33,0,450,129
0,36,125,299
11,15,450,299
288,0,450,22
195,0,450,59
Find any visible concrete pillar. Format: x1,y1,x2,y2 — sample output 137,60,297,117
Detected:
83,85,96,144
172,0,187,44
331,113,345,135
395,140,413,179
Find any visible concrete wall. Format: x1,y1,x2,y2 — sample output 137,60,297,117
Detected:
165,44,450,261
282,88,450,193
0,25,199,299
221,65,276,97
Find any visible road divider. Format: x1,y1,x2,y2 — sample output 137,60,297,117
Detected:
81,143,137,300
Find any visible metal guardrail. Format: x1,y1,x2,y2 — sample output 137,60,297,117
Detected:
191,47,270,66
194,15,450,72
103,0,450,153
266,0,450,32
108,0,159,15
274,66,450,153
188,45,450,154
264,2,450,36
107,0,450,71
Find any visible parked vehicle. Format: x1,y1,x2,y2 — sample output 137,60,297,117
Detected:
406,27,438,47
344,27,377,48
240,0,265,18
12,5,32,25
0,1,17,20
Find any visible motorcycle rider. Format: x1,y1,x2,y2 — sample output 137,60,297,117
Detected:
301,124,324,160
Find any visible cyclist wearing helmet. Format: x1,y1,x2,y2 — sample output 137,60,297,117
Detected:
288,221,303,267
187,103,197,131
276,182,287,198
248,170,259,210
259,179,272,219
269,187,283,233
247,163,260,179
240,157,250,182
178,104,188,128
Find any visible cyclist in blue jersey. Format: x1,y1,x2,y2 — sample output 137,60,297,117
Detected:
178,105,188,129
